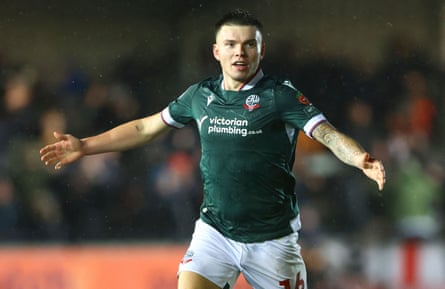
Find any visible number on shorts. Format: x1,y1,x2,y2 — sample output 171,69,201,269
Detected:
279,272,305,289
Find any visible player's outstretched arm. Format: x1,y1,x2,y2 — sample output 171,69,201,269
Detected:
312,122,386,191
40,112,170,170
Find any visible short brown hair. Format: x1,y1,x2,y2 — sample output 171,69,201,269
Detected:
215,9,263,39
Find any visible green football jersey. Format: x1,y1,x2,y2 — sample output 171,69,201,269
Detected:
161,70,326,242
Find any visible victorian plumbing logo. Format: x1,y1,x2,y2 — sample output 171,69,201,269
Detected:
197,115,250,137
197,94,263,137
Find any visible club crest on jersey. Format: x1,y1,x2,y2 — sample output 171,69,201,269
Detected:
243,94,261,111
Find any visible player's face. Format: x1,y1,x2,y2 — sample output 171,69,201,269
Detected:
213,25,265,90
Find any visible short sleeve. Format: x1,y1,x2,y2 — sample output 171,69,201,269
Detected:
161,84,198,128
276,81,327,138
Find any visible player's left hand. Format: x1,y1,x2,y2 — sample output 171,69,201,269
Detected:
361,153,385,191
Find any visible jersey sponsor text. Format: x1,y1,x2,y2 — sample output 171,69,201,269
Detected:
203,116,262,137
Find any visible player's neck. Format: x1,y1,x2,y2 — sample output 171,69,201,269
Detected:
221,69,264,91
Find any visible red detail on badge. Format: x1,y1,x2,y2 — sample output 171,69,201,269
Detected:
298,95,311,105
243,103,261,111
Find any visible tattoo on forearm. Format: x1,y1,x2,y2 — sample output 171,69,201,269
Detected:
314,123,364,167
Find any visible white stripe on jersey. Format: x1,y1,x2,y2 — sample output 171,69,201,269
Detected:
161,107,185,128
303,114,327,138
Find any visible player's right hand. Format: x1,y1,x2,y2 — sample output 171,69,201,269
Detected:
361,153,386,191
40,131,85,170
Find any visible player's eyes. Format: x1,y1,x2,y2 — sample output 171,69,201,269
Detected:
245,42,257,48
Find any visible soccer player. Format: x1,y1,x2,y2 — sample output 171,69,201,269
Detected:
40,9,385,289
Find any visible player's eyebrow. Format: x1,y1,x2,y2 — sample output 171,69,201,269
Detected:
222,38,257,44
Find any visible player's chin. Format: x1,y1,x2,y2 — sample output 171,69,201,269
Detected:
232,70,252,81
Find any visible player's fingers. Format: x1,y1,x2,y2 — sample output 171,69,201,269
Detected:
53,131,65,140
54,156,74,170
40,148,56,160
41,148,67,165
362,153,376,169
377,178,384,191
377,164,386,191
364,157,384,172
40,144,55,155
55,161,63,170
41,155,59,166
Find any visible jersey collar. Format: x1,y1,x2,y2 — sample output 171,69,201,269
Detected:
221,69,264,91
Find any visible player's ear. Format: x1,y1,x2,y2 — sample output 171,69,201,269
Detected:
260,43,265,59
212,43,220,61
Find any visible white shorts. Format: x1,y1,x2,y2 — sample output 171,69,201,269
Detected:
178,219,307,289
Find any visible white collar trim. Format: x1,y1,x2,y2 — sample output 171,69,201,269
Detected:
221,69,264,91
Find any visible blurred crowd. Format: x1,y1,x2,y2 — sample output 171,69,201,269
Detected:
0,33,444,258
